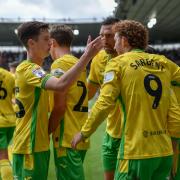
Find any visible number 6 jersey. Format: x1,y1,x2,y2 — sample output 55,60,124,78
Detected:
13,60,52,154
0,68,16,127
81,50,180,159
51,54,89,150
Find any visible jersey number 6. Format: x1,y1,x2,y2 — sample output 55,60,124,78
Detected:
0,81,7,100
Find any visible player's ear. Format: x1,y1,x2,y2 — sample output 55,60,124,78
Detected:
27,39,35,48
51,39,58,47
121,36,129,48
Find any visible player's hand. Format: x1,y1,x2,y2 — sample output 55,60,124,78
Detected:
84,36,103,59
86,35,92,45
71,132,84,149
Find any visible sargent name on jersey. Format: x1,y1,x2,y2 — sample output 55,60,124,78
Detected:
130,59,165,71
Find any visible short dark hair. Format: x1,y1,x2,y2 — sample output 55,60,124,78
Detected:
50,25,73,47
113,20,148,49
102,16,119,26
17,21,49,48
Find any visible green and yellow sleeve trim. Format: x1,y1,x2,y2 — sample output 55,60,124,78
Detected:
41,74,53,89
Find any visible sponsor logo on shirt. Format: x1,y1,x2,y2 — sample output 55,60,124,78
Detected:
103,71,115,83
32,68,46,78
143,130,166,138
51,68,64,78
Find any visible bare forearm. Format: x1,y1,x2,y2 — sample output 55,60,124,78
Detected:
48,108,65,134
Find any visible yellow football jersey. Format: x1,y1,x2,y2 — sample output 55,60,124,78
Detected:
51,54,89,150
88,50,121,138
82,50,180,159
0,68,16,127
12,60,52,154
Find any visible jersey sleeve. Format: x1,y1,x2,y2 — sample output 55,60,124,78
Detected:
88,55,100,85
81,58,121,137
24,63,52,89
167,89,180,139
51,60,68,78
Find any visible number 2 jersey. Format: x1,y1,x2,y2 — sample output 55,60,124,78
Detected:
51,54,89,150
0,68,16,127
13,60,52,154
81,50,180,159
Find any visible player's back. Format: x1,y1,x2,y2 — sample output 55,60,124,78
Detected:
51,55,89,150
0,67,16,127
108,51,180,159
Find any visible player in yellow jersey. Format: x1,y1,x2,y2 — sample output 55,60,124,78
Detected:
72,20,180,180
49,24,89,180
12,21,102,180
0,59,16,180
88,17,121,180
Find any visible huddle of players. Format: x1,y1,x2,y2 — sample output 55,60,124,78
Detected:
0,16,180,180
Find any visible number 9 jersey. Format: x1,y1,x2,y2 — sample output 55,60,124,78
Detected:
51,55,89,150
81,50,180,159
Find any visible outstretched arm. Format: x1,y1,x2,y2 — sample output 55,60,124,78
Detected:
45,36,102,92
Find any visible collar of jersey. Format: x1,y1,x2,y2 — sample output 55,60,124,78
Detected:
131,48,144,52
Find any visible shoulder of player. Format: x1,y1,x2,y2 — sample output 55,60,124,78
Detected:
16,60,41,72
91,50,109,64
0,67,14,80
52,54,78,68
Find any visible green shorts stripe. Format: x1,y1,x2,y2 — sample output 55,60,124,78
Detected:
102,132,121,171
54,147,86,180
13,150,50,180
0,127,15,149
115,155,173,180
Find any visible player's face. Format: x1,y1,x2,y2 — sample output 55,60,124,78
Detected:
33,29,51,59
114,32,123,55
99,25,116,54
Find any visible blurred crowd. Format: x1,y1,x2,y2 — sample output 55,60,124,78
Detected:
0,48,180,72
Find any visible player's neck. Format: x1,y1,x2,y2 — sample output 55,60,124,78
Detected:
27,52,43,66
55,47,71,59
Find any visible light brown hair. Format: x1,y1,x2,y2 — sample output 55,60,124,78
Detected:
113,20,148,49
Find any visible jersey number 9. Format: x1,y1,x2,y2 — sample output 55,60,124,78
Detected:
144,74,162,109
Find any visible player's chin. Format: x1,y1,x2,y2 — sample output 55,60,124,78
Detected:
43,51,50,59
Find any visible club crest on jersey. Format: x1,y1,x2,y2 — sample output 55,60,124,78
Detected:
32,68,46,78
51,68,65,78
103,71,115,83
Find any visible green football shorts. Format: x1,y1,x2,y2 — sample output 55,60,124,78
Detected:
102,132,121,171
0,127,15,149
13,150,50,180
115,155,173,180
54,147,86,180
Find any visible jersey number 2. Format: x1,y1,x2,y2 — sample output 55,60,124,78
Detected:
144,74,162,109
73,81,88,112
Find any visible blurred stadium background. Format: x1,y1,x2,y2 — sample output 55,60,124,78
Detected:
0,0,180,179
